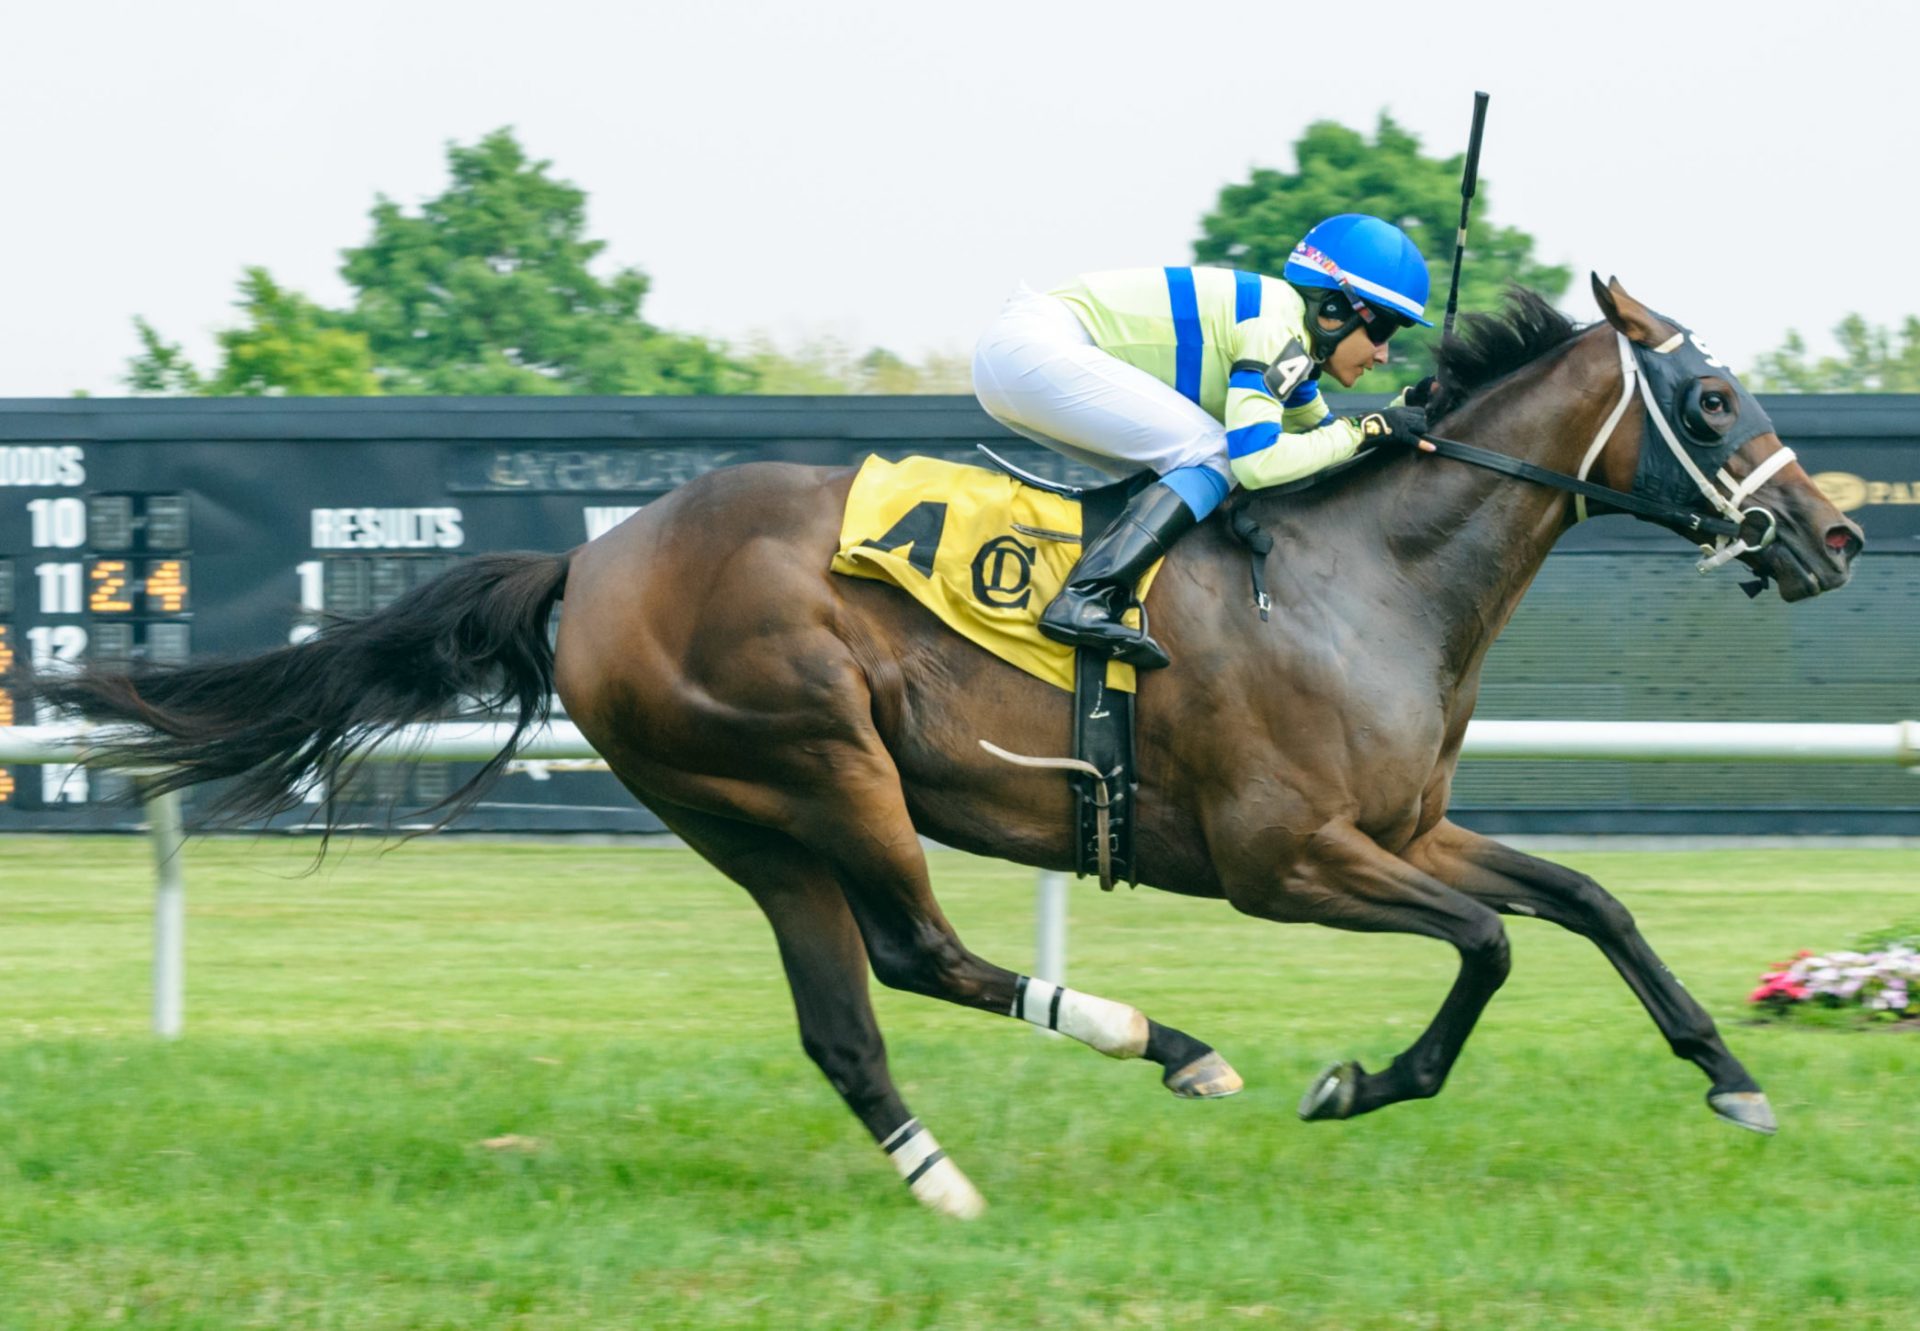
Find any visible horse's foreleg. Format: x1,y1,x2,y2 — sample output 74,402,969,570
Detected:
788,759,1241,1099
1403,819,1773,1134
1228,821,1511,1120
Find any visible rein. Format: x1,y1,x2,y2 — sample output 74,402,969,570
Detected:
1416,432,1741,541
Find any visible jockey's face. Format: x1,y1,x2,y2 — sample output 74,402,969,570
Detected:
1319,317,1391,388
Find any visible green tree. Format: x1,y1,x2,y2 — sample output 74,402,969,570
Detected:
736,333,974,394
122,129,750,397
1749,314,1920,392
124,319,205,395
853,347,972,394
206,268,380,396
341,129,748,395
124,270,379,396
1193,113,1571,392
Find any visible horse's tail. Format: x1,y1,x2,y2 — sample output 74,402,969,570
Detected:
30,550,571,826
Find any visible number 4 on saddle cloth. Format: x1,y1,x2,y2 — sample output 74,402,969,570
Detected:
832,453,1153,887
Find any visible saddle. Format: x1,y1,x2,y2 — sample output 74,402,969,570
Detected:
831,450,1154,887
978,448,1145,891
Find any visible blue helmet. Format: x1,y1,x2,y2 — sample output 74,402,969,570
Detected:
1283,214,1433,328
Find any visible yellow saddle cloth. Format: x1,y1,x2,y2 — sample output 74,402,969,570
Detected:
831,455,1162,694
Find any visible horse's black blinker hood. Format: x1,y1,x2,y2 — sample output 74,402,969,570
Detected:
1627,315,1776,512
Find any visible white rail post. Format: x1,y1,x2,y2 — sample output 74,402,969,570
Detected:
144,784,186,1039
1035,871,1068,986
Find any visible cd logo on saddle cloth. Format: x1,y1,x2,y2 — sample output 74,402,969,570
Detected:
970,535,1037,609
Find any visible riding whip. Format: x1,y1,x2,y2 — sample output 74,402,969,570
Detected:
1442,91,1490,340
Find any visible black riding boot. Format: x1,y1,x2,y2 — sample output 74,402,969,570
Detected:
1038,481,1197,670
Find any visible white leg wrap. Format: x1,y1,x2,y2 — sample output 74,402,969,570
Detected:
1011,976,1148,1059
880,1118,984,1219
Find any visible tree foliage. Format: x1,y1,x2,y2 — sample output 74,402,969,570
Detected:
204,268,380,396
1194,113,1571,392
737,334,973,394
339,131,747,395
1748,314,1920,392
125,129,750,397
124,319,205,396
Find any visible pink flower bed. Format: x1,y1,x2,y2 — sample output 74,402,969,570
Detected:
1750,945,1919,1019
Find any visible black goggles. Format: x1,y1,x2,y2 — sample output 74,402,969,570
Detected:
1316,291,1409,345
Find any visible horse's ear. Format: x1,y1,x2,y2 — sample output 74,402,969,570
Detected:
1590,272,1619,324
1591,272,1673,346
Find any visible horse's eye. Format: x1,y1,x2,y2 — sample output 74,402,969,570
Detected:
1681,380,1735,442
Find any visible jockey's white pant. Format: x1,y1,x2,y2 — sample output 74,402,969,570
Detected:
971,285,1231,485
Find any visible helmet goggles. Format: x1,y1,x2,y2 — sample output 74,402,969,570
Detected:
1295,245,1411,351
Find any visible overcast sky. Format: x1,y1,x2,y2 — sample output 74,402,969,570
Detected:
8,0,1915,397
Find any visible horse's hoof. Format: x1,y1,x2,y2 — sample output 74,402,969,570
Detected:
906,1156,987,1220
1164,1050,1244,1099
1298,1061,1363,1121
1708,1090,1778,1136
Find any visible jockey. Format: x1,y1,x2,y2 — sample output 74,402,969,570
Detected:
972,213,1433,669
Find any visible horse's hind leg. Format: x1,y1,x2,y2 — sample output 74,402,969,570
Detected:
1404,819,1773,1135
785,755,1241,1100
645,798,987,1218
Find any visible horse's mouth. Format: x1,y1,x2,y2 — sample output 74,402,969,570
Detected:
1765,533,1855,602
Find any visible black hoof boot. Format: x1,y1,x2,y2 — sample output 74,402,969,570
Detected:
1039,480,1197,671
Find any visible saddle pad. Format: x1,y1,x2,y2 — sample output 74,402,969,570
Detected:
831,455,1162,694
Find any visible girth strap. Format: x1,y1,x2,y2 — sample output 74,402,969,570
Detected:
1227,508,1273,620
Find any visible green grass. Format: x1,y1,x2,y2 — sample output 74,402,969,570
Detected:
3,837,1918,1329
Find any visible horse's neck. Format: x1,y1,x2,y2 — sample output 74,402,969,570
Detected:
1255,330,1619,678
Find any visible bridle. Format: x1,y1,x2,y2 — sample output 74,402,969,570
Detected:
1571,330,1795,573
1416,329,1793,579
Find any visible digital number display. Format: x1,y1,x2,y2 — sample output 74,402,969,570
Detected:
145,559,189,613
10,488,198,816
90,622,190,666
85,559,190,617
88,495,134,551
0,629,13,800
91,622,132,663
88,559,135,613
321,554,453,616
82,493,190,552
146,622,191,663
145,495,190,550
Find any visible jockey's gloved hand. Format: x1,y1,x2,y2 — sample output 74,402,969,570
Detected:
1352,405,1430,450
1394,376,1438,409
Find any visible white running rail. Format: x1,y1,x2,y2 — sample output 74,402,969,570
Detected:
4,718,1917,1038
8,719,1920,768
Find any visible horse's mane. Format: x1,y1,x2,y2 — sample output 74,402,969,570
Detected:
1429,288,1588,419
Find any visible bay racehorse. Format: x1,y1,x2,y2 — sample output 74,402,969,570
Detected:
39,277,1863,1218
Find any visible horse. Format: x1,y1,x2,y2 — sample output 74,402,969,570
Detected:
38,276,1864,1219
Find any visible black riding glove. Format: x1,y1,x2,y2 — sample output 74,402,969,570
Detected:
1351,405,1429,449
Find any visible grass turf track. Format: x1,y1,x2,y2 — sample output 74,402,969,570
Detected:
2,837,1917,1329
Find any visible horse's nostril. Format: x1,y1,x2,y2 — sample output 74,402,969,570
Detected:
1825,527,1863,562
